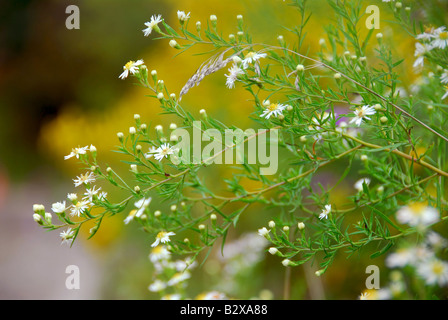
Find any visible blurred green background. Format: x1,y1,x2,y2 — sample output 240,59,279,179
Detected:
0,0,446,300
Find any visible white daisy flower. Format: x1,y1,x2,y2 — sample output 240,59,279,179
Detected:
385,247,417,268
60,228,75,245
149,245,171,263
83,186,101,202
119,59,144,79
354,178,371,192
440,70,448,84
416,26,439,41
416,258,448,287
413,42,432,69
151,231,176,247
177,10,190,22
154,143,176,161
135,197,152,218
426,231,448,250
123,209,137,225
143,14,163,36
260,102,287,119
51,201,66,214
442,85,448,100
73,171,96,187
167,271,191,286
349,105,376,126
144,146,158,159
225,64,244,89
97,191,107,201
396,203,439,227
148,279,167,292
241,51,267,69
64,146,88,160
70,200,91,217
430,26,448,49
319,204,331,220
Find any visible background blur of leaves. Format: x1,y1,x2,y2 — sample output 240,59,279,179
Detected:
1,0,446,299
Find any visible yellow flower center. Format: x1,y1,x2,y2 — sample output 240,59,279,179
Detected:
432,261,444,275
125,61,135,70
439,32,448,40
245,52,256,59
356,107,366,117
151,246,162,254
156,231,166,239
408,202,427,215
268,103,279,111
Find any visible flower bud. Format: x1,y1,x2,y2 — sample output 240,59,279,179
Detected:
298,222,305,230
154,210,161,218
296,64,304,72
268,220,275,228
45,212,52,224
33,214,43,225
268,247,278,255
282,259,291,267
169,39,181,49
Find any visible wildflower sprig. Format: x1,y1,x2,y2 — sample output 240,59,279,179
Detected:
33,0,448,298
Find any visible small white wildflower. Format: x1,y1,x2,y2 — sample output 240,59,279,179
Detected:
260,102,287,119
83,186,101,202
396,202,439,227
241,51,267,69
134,197,152,218
319,204,332,220
149,245,171,263
225,64,244,89
143,14,163,36
416,258,448,287
70,200,91,217
64,146,88,160
73,171,96,187
268,247,278,255
119,59,144,79
167,271,191,286
177,10,190,22
440,70,448,84
430,26,448,49
148,280,167,292
154,143,176,161
60,228,75,245
413,42,432,69
349,105,376,126
51,201,66,214
151,231,176,247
